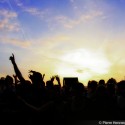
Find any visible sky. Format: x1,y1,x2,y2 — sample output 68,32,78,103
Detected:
0,0,125,85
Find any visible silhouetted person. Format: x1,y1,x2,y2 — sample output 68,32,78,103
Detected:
87,80,97,99
99,79,105,86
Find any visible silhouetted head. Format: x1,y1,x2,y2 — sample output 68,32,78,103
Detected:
46,80,54,89
0,77,5,80
106,78,116,95
88,80,98,92
99,79,105,86
117,80,125,96
29,70,45,87
75,82,85,94
107,78,116,85
69,82,85,96
29,71,42,82
5,75,13,85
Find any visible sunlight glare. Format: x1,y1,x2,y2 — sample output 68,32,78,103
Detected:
55,49,111,81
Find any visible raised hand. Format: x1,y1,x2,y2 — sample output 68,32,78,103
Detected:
9,53,15,63
42,74,45,80
55,75,61,86
9,53,25,82
50,76,55,82
29,70,36,73
55,75,60,82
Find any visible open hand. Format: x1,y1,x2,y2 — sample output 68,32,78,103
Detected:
9,53,15,63
50,76,55,82
55,75,60,82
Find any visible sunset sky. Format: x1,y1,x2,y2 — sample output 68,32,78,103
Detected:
0,0,125,85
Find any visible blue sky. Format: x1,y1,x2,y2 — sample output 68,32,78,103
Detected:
0,0,125,85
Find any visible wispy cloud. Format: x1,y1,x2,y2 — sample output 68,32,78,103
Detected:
37,35,70,47
54,11,104,29
70,0,81,11
0,37,31,48
14,0,50,19
0,9,20,32
22,7,50,19
13,0,105,31
0,9,17,18
14,0,23,7
23,7,40,15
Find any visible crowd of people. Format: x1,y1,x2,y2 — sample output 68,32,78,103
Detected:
0,54,125,125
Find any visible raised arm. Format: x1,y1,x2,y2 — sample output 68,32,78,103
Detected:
55,75,61,87
50,76,55,83
9,54,25,82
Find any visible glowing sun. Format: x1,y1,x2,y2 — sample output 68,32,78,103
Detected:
55,49,111,82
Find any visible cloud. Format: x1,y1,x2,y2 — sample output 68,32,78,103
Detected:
70,0,80,10
23,7,40,15
0,37,31,48
33,34,70,49
46,9,105,30
15,2,50,19
0,9,17,18
0,9,20,32
54,11,104,29
45,0,107,30
25,34,73,65
14,0,23,7
13,0,105,31
76,69,84,73
5,22,20,32
24,7,50,20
